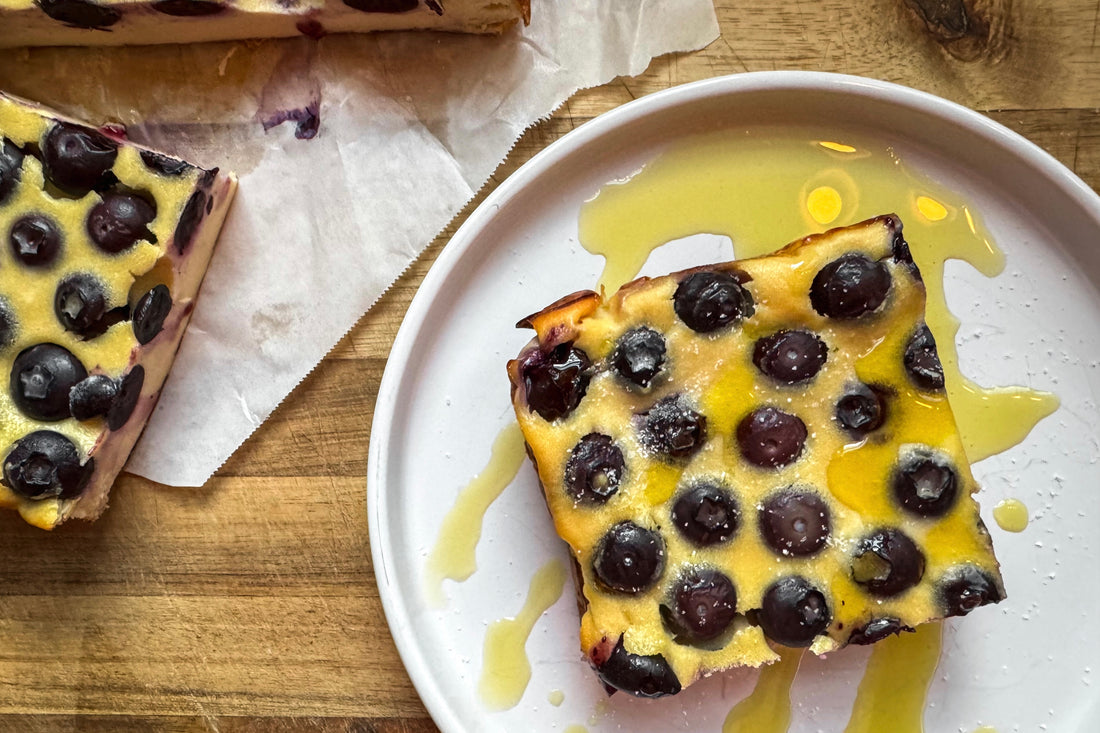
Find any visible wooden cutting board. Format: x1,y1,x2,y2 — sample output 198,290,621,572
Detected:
2,1,1099,730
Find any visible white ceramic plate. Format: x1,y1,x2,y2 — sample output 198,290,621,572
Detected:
368,72,1100,733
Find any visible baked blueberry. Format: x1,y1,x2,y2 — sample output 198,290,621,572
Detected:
736,406,807,468
87,192,157,253
593,521,665,594
69,374,118,421
342,0,419,12
132,284,173,345
904,325,945,392
173,189,207,253
10,214,62,267
892,231,917,273
612,326,666,388
673,270,754,333
42,122,118,195
519,342,592,422
852,528,926,597
892,449,958,517
671,482,740,546
847,617,912,645
753,329,828,384
151,0,227,14
639,395,706,459
0,301,14,351
139,149,192,176
2,430,92,500
107,366,144,430
663,567,738,643
0,138,23,205
835,383,887,436
55,273,116,337
10,343,88,421
810,253,891,319
939,565,1004,617
564,433,624,504
758,576,831,647
759,488,831,557
595,636,681,698
36,0,121,28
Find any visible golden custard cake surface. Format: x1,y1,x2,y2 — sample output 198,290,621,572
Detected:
0,91,236,529
0,0,530,47
506,215,1005,697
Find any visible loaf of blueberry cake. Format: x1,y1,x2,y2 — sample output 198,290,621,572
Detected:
507,215,1005,696
0,0,530,47
0,91,236,529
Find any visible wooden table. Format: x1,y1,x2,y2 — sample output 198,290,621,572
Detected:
3,1,1099,730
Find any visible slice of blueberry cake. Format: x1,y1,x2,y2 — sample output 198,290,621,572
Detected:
507,215,1004,697
0,0,530,47
0,91,236,529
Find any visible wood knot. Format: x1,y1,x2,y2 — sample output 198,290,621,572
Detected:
902,0,1010,62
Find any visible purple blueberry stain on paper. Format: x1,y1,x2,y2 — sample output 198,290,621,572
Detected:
256,43,323,141
261,101,321,140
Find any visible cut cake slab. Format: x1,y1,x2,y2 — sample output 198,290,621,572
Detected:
0,0,530,47
507,215,1005,697
0,91,236,529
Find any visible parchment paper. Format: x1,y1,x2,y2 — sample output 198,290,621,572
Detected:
0,0,719,486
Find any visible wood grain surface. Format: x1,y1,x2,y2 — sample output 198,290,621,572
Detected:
4,1,1100,731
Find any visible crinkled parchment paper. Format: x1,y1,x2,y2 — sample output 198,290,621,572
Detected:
0,0,719,486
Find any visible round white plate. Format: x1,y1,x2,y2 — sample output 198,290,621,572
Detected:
368,72,1100,733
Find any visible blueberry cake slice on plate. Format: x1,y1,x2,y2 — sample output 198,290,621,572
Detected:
0,0,530,47
507,215,1004,696
0,91,236,528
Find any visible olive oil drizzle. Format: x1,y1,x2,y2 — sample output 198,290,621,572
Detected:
842,623,944,733
578,132,1058,464
722,649,804,733
478,559,568,710
993,498,1029,532
424,422,527,606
